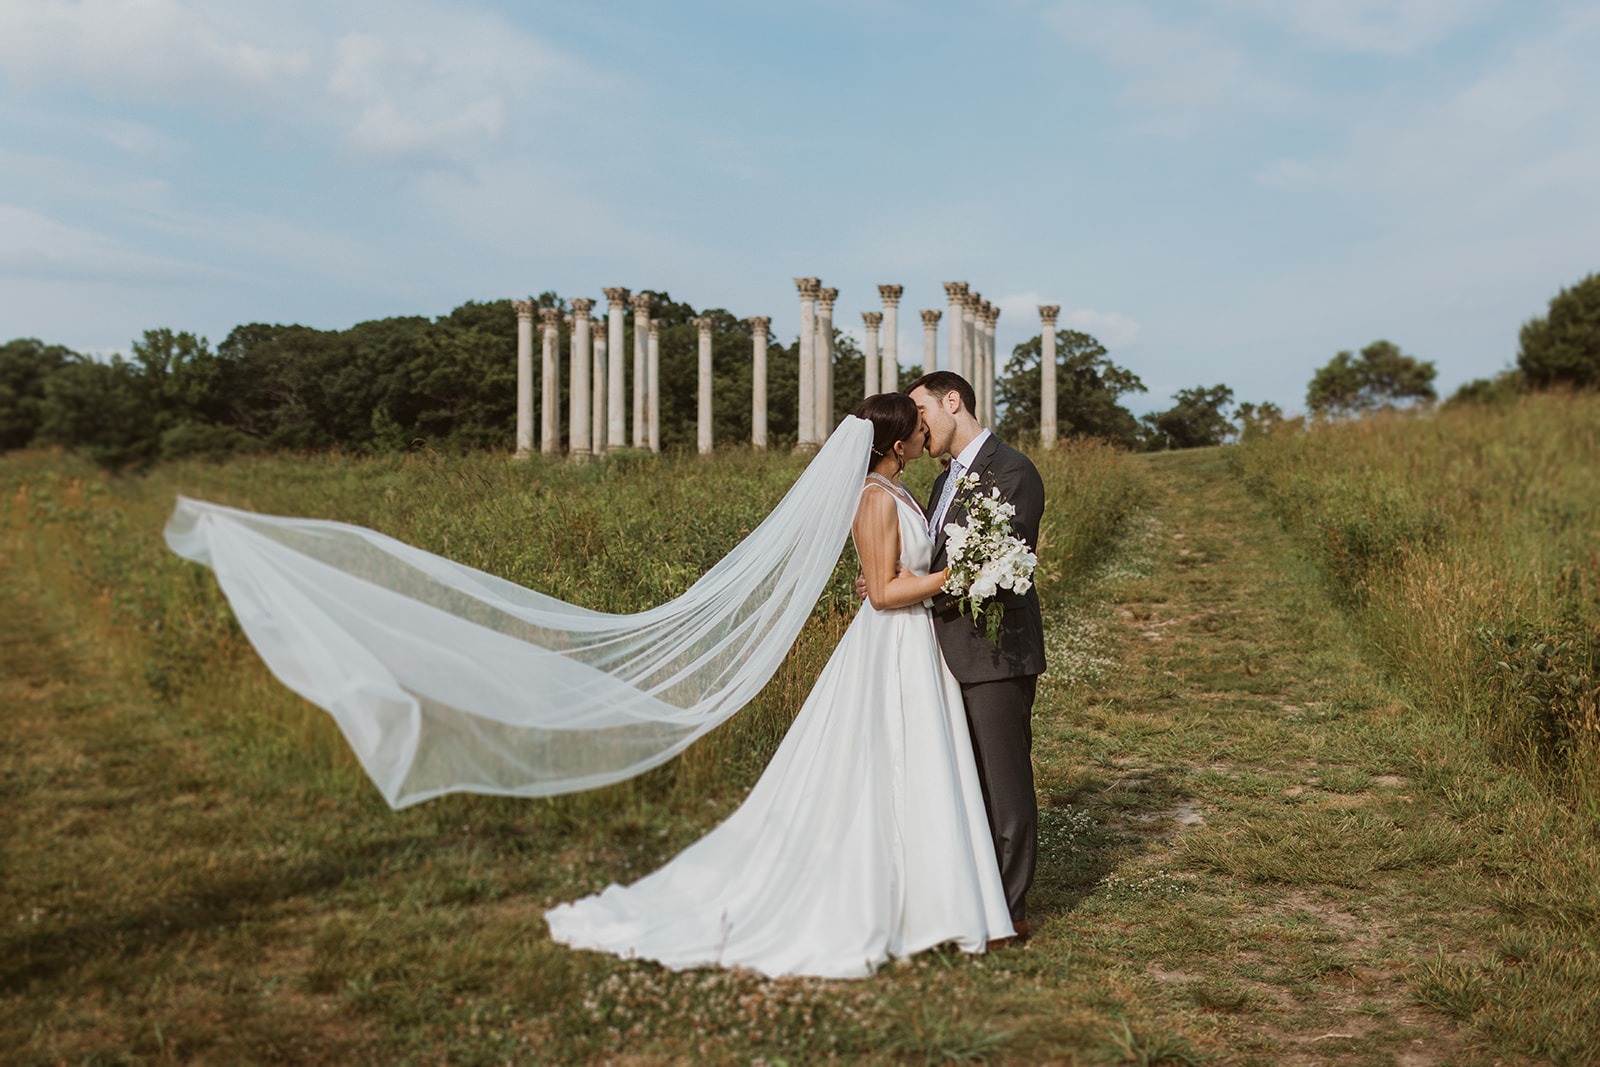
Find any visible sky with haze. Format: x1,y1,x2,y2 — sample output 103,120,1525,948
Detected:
3,0,1598,415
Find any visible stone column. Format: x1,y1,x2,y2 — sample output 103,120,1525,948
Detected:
540,307,561,454
630,293,651,448
602,288,629,452
963,291,979,385
748,316,770,450
983,302,999,426
943,282,968,375
570,299,594,457
591,326,607,455
795,278,820,447
1039,305,1060,448
694,316,714,454
647,320,662,452
816,287,837,440
921,309,941,375
861,312,883,396
513,300,535,459
878,284,902,393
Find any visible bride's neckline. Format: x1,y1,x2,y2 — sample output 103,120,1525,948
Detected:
865,472,919,509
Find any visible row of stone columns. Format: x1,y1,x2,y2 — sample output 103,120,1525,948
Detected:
515,290,1068,457
512,295,661,458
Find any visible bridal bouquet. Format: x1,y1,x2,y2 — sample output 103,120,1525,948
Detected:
941,474,1037,642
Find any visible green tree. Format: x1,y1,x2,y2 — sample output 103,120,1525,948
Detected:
997,329,1146,448
1142,384,1236,449
1306,340,1436,416
1233,400,1285,441
1518,272,1600,389
1446,369,1525,407
0,338,77,450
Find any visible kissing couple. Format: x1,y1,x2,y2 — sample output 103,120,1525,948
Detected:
166,371,1046,980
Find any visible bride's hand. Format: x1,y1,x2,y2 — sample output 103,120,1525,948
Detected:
855,566,914,599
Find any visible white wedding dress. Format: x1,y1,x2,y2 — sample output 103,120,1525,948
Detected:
545,475,1014,979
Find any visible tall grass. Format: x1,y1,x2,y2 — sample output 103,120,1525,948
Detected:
1,436,1143,820
1233,392,1600,811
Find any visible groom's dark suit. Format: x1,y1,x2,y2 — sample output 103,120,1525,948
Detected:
927,433,1045,925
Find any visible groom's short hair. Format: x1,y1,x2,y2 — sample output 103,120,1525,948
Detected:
905,371,976,417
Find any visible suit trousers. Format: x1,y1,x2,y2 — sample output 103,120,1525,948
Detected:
960,673,1038,925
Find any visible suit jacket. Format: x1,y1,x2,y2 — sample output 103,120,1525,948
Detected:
926,434,1046,684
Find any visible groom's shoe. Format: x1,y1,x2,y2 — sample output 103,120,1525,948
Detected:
1013,918,1031,942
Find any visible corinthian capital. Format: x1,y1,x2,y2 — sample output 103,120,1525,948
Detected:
630,293,652,316
794,277,821,299
861,311,883,329
570,297,595,318
1039,305,1061,325
602,287,631,306
943,282,969,301
693,316,714,333
877,284,903,306
648,320,661,337
920,309,942,326
512,299,535,321
818,287,838,312
746,316,771,336
539,307,561,327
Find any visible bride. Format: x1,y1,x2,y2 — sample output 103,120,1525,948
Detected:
164,394,1013,979
546,394,1014,977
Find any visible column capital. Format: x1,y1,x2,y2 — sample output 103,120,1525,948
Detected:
693,316,714,333
964,291,982,312
817,287,838,312
920,309,943,326
648,319,661,337
794,276,821,299
746,316,771,336
602,287,631,306
983,302,998,324
630,293,652,316
570,297,595,318
1039,304,1061,325
512,299,535,321
943,281,969,301
861,311,883,329
538,307,561,327
877,284,903,306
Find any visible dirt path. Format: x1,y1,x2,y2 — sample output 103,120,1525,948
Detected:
1021,447,1503,1064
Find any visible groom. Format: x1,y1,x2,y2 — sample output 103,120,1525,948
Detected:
906,371,1046,940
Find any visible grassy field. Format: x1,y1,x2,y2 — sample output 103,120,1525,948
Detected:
4,420,1599,1064
1233,392,1600,810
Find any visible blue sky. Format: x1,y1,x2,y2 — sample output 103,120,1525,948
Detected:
3,0,1597,415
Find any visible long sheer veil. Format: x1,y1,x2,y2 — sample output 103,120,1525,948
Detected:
165,416,875,808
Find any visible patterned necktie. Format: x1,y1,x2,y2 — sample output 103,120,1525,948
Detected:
929,459,964,536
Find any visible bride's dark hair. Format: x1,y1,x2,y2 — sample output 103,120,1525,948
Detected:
854,393,920,464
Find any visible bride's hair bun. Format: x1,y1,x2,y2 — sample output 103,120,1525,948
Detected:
854,393,919,462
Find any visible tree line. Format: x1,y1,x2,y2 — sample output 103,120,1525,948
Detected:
8,271,1590,468
1,292,1248,468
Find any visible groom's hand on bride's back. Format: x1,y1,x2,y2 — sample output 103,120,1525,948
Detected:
854,566,912,599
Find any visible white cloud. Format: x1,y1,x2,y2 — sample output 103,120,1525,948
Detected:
0,0,310,102
1042,0,1301,127
0,0,597,175
0,203,207,283
1254,5,1600,215
994,291,1143,351
1217,0,1501,54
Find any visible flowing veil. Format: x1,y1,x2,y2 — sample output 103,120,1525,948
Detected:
165,417,875,808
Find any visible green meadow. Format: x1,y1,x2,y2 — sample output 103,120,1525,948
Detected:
4,400,1599,1064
